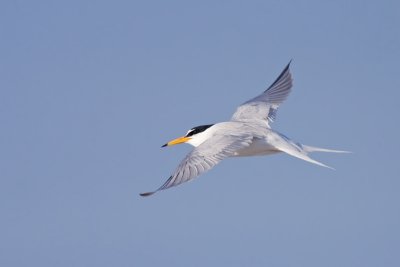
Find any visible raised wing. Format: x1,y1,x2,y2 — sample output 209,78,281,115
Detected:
231,61,293,126
140,134,253,196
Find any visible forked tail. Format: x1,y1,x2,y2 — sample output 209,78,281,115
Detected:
269,132,350,170
302,145,351,154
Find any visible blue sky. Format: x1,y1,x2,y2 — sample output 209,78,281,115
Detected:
1,0,399,266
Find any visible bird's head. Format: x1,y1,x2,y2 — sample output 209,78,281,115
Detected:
162,124,215,148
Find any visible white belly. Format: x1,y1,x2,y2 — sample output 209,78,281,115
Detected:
233,138,281,157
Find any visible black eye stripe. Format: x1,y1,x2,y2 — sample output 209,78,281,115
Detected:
186,130,196,137
185,124,214,137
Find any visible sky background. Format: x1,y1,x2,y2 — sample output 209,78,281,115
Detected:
1,0,400,266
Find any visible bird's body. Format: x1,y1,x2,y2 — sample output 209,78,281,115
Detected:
187,121,279,156
140,62,348,196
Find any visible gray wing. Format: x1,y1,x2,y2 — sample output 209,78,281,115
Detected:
231,61,293,127
140,134,253,196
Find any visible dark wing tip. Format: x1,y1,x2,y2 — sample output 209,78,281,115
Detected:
278,59,293,75
140,175,174,197
140,191,156,197
265,59,293,92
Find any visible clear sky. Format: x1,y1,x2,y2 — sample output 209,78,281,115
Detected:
1,0,399,266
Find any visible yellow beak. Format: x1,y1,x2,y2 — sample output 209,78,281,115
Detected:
162,136,191,147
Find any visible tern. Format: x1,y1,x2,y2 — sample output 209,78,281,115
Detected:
140,61,348,196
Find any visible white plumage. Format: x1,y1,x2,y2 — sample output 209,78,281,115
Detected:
140,62,349,197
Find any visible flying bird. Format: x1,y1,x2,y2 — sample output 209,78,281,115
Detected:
140,61,348,196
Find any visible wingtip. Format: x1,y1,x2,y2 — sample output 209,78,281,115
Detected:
140,191,156,197
286,59,293,69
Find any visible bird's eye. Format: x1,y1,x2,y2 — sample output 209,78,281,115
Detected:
186,130,195,137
